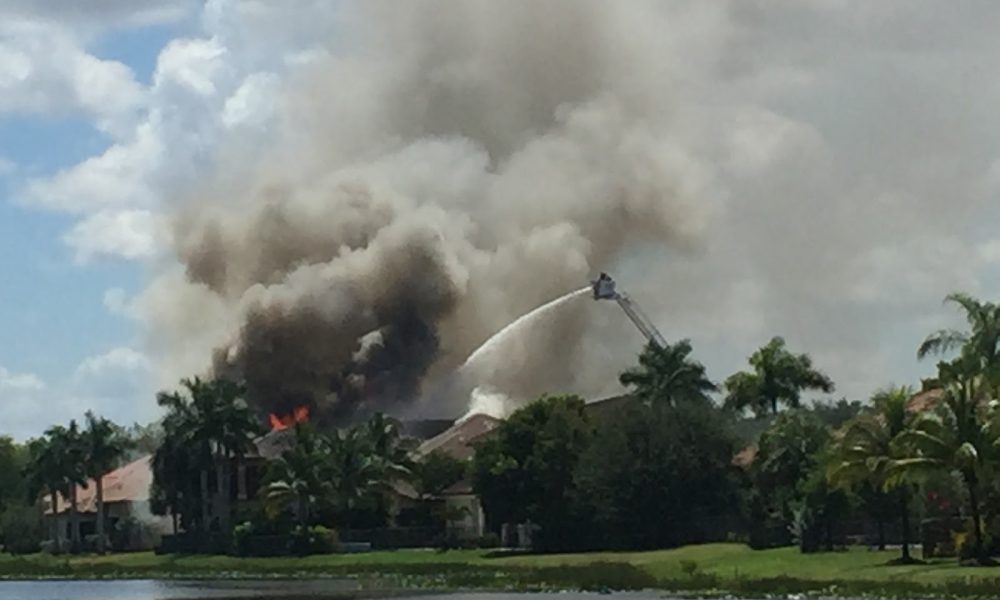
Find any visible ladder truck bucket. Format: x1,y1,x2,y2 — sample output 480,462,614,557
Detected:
591,272,618,300
589,272,667,349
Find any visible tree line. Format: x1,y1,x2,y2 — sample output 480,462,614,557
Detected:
3,290,1000,564
471,292,1000,565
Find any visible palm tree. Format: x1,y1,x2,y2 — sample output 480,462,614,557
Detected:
724,337,834,417
43,422,87,553
829,385,916,563
156,377,261,536
619,340,717,408
151,413,196,535
918,293,1000,366
83,412,128,554
262,423,332,527
25,436,69,553
364,413,415,479
893,360,997,564
328,427,384,527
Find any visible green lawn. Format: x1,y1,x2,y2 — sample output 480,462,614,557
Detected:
3,544,1000,595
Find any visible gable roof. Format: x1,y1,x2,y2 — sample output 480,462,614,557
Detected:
47,455,154,515
415,413,502,461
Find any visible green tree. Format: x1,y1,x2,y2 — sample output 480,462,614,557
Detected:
327,426,385,528
724,337,835,417
574,400,737,549
413,450,466,499
754,410,831,522
25,436,67,552
472,394,591,550
262,424,332,527
0,437,27,513
39,422,87,553
619,340,716,407
154,377,261,537
151,397,201,534
918,293,1000,381
82,412,129,554
829,386,916,562
893,361,998,563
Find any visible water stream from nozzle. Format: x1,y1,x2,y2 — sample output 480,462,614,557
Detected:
457,286,590,374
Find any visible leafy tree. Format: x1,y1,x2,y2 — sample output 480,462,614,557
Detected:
753,410,831,521
45,422,88,553
829,386,917,562
918,293,1000,381
0,437,30,551
472,395,591,549
123,422,162,461
620,340,716,407
809,398,864,429
262,423,332,527
574,400,738,549
154,377,261,537
82,412,129,554
151,399,201,534
724,337,834,417
25,436,68,552
0,437,27,513
413,450,466,499
893,360,999,563
326,426,385,528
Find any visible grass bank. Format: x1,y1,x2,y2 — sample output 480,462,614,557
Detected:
4,543,1000,596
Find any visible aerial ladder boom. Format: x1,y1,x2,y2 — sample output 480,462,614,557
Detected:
590,273,666,349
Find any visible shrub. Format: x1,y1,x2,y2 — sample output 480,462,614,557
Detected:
289,525,336,556
0,506,42,554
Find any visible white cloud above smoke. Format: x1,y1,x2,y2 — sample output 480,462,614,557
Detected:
9,0,1000,430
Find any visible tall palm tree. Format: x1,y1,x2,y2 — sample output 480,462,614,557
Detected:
328,427,383,527
25,436,69,553
918,293,1000,365
44,422,87,553
829,385,916,563
724,337,834,417
619,340,717,408
893,360,997,564
83,412,128,554
151,411,196,535
364,413,415,480
156,377,260,536
262,423,332,527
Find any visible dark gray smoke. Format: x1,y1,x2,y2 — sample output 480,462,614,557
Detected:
139,1,716,424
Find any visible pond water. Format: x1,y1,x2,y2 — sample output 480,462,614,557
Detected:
0,582,671,600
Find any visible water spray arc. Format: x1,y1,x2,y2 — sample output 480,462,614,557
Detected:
591,273,666,349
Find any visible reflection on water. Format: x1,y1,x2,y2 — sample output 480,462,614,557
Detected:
0,579,360,600
0,582,671,600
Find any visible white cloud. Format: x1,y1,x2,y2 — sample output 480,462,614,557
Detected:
222,72,280,129
22,121,163,214
75,347,151,380
64,209,165,263
154,37,228,96
0,367,45,392
0,21,145,134
3,0,196,31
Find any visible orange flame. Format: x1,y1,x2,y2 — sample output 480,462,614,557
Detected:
268,405,310,431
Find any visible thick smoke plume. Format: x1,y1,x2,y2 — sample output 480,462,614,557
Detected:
144,1,716,424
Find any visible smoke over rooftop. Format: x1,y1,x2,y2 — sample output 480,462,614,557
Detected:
141,1,717,424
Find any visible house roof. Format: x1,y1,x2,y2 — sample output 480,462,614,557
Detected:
415,413,501,461
907,387,944,414
47,455,154,515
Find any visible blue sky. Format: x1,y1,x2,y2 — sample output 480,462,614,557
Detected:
0,9,195,438
4,1,1000,440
